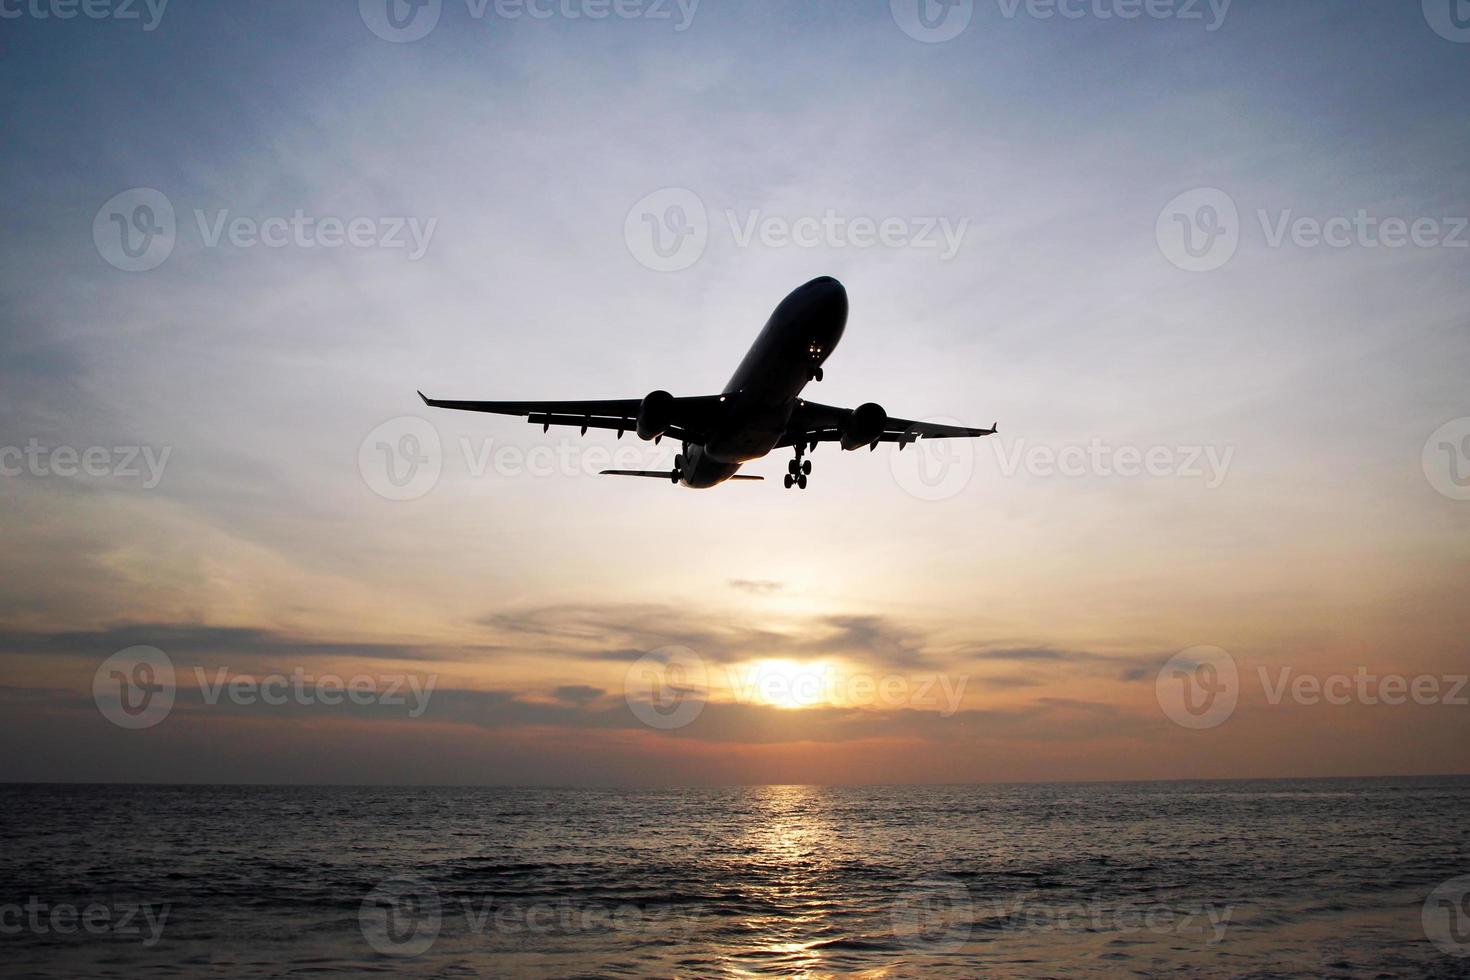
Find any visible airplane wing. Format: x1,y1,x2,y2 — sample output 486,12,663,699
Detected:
417,391,727,443
779,399,996,450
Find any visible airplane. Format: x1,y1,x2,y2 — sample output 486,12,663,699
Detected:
418,276,997,490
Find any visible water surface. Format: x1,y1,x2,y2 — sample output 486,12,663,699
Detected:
2,778,1468,977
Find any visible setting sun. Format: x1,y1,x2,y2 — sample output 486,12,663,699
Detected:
736,659,836,709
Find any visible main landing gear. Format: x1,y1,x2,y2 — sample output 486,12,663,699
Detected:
783,453,812,490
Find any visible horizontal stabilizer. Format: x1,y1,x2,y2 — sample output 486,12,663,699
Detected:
598,470,764,482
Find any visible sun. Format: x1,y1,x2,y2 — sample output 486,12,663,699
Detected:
741,658,833,709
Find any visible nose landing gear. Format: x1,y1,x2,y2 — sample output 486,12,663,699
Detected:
806,341,825,382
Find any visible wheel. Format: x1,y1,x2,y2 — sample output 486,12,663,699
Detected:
801,460,812,475
783,474,794,489
670,470,679,484
797,474,808,490
788,459,799,475
674,454,684,469
814,367,823,382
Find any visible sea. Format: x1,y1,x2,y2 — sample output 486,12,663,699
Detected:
2,777,1468,978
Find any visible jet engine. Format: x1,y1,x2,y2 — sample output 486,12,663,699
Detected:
840,402,887,450
636,389,675,441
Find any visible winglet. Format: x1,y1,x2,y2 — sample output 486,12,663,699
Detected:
418,390,431,406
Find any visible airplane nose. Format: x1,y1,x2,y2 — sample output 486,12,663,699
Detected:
805,276,846,307
808,277,847,331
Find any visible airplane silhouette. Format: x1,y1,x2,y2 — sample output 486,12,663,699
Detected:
419,276,996,489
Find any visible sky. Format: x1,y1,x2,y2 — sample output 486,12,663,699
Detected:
0,0,1467,784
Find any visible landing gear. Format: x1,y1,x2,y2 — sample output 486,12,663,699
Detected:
785,452,812,489
808,366,824,382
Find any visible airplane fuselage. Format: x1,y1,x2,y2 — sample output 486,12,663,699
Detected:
680,276,848,487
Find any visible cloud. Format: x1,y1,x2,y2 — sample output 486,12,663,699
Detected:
0,605,963,682
1032,697,1122,715
65,681,1149,746
979,675,1044,689
969,645,1164,683
551,684,605,704
811,614,932,668
480,604,787,663
0,624,453,665
972,646,1080,662
480,603,959,672
728,579,784,595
